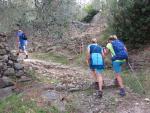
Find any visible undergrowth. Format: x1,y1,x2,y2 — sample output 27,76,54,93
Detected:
106,69,150,95
122,69,150,95
0,94,60,113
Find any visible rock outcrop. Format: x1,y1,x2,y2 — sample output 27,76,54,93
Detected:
28,13,107,55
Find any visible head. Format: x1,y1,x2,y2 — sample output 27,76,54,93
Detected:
91,38,97,43
18,29,22,32
112,35,118,39
108,35,116,43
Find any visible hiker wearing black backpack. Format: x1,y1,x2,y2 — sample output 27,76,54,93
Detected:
16,30,28,59
86,38,105,98
106,35,128,96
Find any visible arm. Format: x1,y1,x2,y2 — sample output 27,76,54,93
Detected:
104,44,110,56
16,32,19,46
16,36,19,47
86,49,90,65
124,47,127,51
103,47,110,56
101,48,105,58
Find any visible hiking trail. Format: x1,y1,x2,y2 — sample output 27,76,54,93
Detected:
18,56,150,113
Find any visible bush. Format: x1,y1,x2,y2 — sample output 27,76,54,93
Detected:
107,0,150,48
81,4,99,23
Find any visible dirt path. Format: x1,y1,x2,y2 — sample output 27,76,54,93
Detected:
22,58,150,113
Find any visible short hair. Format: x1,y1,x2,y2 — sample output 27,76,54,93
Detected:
112,35,117,39
91,38,97,43
108,35,116,41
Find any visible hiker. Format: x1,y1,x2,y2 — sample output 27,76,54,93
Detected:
86,38,105,98
106,35,128,96
16,29,28,59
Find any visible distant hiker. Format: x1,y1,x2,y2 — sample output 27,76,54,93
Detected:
106,35,128,96
86,38,105,98
16,30,28,59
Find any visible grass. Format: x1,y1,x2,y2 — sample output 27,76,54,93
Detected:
0,94,60,113
105,69,150,95
26,68,61,84
31,52,69,65
74,52,87,67
122,69,150,95
25,69,39,80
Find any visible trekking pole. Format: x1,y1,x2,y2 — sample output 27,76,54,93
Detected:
127,61,145,94
127,62,134,72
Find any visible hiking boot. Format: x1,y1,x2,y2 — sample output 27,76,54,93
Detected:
97,90,103,98
119,88,126,97
25,55,28,59
16,52,19,56
114,78,119,87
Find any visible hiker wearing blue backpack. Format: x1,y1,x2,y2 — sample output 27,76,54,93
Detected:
86,38,105,98
106,35,128,96
16,30,28,59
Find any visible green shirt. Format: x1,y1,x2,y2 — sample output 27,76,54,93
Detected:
106,43,126,62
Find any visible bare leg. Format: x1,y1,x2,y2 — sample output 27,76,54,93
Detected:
17,49,21,56
91,70,98,82
97,73,103,91
116,73,126,96
23,45,28,59
24,50,28,56
115,73,124,88
96,72,103,98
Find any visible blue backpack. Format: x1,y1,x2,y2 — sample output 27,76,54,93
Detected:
21,33,27,40
111,40,128,61
90,45,104,68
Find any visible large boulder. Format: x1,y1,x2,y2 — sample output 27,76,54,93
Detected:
14,63,24,70
0,77,14,88
0,49,7,55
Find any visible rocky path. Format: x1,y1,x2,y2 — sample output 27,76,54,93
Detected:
21,58,150,113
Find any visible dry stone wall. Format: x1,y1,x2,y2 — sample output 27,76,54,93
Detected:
0,33,24,88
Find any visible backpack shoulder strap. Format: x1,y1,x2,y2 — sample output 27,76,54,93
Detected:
90,44,102,54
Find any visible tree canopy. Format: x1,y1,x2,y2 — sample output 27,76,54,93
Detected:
106,0,150,48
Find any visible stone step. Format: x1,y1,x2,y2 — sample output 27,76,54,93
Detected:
0,87,13,100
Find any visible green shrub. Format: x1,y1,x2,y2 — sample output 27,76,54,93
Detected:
81,4,99,23
107,0,150,48
122,70,150,95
